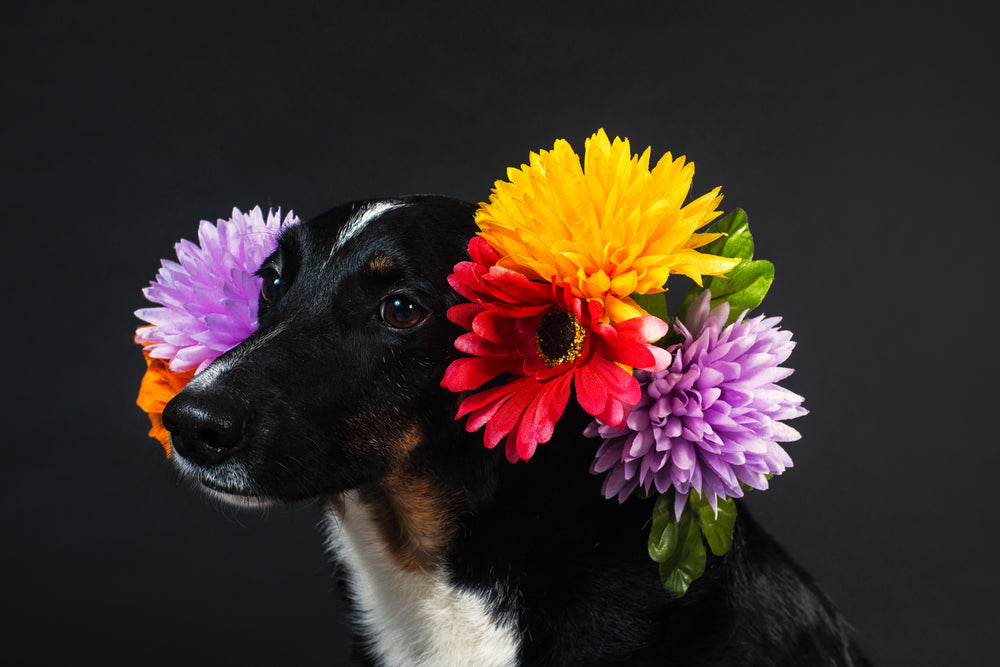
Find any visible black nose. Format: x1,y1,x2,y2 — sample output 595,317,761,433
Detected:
162,389,248,465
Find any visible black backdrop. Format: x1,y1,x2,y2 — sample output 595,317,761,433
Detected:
3,2,996,665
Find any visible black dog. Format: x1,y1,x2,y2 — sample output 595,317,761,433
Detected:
162,195,870,666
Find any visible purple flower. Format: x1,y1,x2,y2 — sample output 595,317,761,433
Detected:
586,290,807,518
135,206,299,373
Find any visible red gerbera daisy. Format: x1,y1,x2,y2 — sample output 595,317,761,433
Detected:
442,237,670,462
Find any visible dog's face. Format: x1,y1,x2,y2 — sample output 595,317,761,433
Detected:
162,196,477,506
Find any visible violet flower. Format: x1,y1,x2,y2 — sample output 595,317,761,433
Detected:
587,290,807,518
135,206,299,373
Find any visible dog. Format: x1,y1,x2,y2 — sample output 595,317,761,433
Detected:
162,195,870,666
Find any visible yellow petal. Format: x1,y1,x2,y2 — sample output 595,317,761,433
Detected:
475,130,733,323
605,294,647,323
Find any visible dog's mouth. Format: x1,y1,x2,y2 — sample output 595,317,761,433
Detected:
170,448,276,509
199,478,275,509
200,475,254,496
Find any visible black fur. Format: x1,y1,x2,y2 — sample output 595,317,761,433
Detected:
162,195,869,666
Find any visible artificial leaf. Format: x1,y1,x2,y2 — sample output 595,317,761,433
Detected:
691,494,738,557
648,492,680,563
678,259,775,326
705,260,774,324
700,208,754,262
631,291,671,323
710,259,774,324
657,510,707,597
678,208,763,323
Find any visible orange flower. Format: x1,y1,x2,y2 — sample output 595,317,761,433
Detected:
136,336,194,456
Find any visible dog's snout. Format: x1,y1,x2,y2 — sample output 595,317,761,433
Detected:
162,390,248,465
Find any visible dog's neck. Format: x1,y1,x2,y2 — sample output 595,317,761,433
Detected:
324,490,520,666
350,466,462,572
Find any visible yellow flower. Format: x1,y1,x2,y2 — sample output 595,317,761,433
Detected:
475,129,740,323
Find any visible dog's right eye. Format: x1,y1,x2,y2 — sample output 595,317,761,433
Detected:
260,269,285,304
380,295,425,329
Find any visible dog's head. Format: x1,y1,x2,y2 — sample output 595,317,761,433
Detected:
162,195,478,507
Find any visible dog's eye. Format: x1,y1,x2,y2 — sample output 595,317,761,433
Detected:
260,269,285,304
381,296,425,329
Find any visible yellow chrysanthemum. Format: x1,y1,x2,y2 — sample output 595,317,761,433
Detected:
475,129,740,323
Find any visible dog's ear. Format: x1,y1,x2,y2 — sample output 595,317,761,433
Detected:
421,196,478,309
398,194,478,260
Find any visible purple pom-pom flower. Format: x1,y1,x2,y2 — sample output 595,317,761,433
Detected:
135,206,299,374
586,289,807,519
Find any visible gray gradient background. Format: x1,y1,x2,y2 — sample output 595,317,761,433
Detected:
3,1,995,665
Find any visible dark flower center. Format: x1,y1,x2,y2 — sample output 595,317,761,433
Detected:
536,309,586,367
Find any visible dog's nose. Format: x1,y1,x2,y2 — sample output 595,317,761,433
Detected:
162,390,248,464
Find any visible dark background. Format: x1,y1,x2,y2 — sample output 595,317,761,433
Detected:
3,1,996,665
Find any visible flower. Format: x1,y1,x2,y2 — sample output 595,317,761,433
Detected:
474,129,740,324
587,290,806,518
135,205,297,453
135,206,299,373
136,342,195,455
442,237,670,463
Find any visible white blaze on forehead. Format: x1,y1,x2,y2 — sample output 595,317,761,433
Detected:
329,200,405,261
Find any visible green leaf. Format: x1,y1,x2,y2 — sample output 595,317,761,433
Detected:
701,259,775,326
643,209,756,324
657,510,707,597
648,492,679,563
700,208,754,262
678,208,763,323
631,291,670,323
691,494,738,557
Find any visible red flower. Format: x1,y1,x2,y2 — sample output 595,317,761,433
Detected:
442,237,670,462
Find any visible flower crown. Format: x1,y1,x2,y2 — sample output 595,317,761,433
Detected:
136,130,805,595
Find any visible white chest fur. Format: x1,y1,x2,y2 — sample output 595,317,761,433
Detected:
323,492,520,667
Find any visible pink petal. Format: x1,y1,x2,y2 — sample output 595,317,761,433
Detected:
441,356,513,391
575,365,609,416
447,303,482,329
484,379,541,450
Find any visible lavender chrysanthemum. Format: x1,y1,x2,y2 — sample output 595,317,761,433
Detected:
586,290,806,518
135,206,299,373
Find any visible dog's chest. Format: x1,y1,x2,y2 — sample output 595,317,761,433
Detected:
323,494,520,667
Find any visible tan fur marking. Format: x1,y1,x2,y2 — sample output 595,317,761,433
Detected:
358,424,462,572
367,254,397,275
